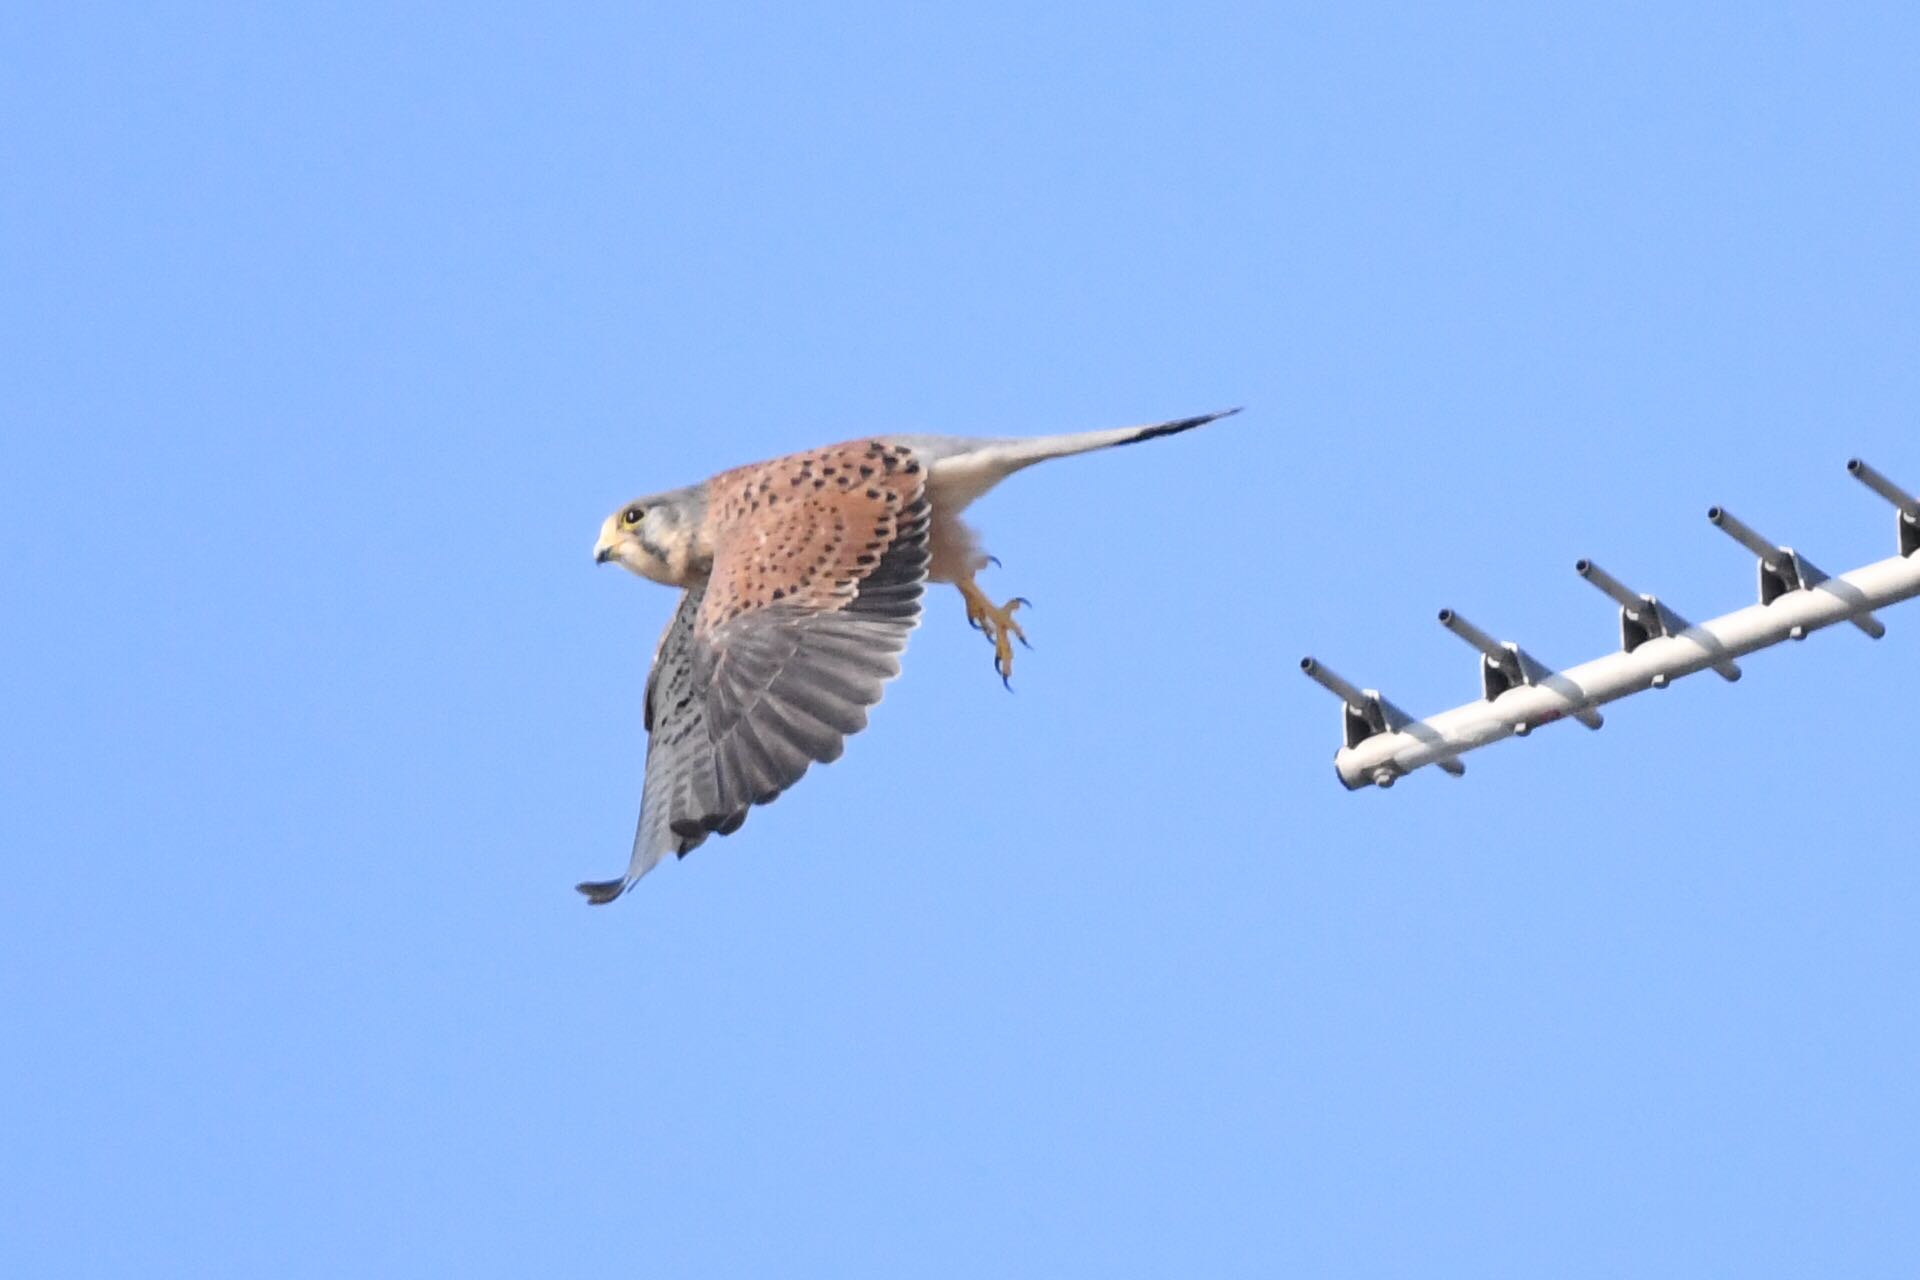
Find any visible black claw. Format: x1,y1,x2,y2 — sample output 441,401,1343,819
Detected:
985,555,1002,569
1009,597,1031,609
1017,634,1032,650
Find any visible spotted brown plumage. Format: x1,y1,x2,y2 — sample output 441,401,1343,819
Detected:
698,440,923,629
581,408,1239,903
576,447,930,903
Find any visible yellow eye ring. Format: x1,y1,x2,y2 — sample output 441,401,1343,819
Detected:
623,507,644,525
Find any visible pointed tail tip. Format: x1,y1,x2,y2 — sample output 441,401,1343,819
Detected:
576,877,629,905
1187,406,1244,427
1127,406,1246,447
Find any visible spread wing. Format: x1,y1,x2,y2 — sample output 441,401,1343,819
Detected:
578,441,930,903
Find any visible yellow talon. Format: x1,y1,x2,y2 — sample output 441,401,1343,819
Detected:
955,578,1031,686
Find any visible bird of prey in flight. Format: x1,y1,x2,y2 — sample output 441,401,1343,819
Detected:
578,408,1240,903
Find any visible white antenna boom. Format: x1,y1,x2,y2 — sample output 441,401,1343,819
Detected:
1302,456,1920,790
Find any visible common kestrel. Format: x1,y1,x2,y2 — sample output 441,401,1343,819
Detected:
577,408,1240,903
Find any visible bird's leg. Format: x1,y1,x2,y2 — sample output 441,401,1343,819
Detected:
953,573,1030,686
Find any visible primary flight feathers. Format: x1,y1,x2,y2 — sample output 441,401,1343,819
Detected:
579,408,1241,904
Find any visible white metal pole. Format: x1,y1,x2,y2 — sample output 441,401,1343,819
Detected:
1303,457,1920,790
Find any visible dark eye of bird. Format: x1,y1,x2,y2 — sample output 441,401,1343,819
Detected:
624,507,643,525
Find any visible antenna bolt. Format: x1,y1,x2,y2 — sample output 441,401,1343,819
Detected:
1651,673,1669,689
1512,722,1531,737
1789,625,1807,641
1372,768,1396,789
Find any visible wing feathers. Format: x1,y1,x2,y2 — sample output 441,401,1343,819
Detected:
578,475,930,903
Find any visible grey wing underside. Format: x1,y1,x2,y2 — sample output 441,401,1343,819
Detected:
576,498,930,904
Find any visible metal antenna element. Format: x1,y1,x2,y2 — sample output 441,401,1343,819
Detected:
1573,559,1741,682
1706,506,1885,637
1302,457,1920,790
1435,609,1604,730
1850,457,1920,557
1298,658,1464,784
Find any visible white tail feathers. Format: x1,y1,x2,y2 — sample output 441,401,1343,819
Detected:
925,408,1242,512
989,407,1241,471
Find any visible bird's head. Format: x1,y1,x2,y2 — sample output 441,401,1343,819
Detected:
594,486,708,585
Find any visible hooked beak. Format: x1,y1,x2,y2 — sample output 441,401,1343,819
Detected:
593,517,621,565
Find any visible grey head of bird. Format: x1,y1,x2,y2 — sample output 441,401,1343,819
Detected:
593,484,711,586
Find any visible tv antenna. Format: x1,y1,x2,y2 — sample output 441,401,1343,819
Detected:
1302,457,1920,790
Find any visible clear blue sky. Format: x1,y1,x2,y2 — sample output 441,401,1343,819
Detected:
6,3,1918,1275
